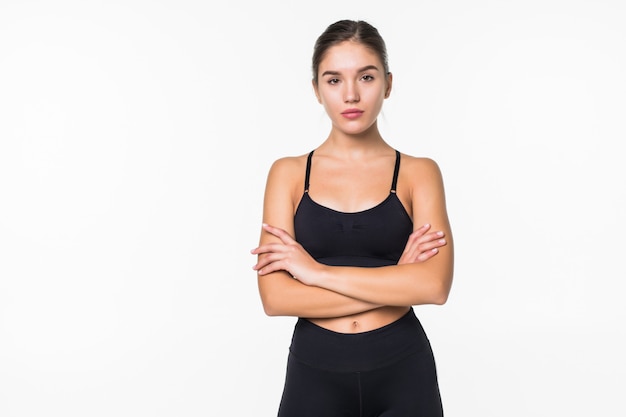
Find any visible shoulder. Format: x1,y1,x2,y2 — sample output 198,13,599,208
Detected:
262,152,311,227
399,153,444,182
266,152,310,183
398,153,450,224
267,154,306,175
397,152,447,208
263,152,311,204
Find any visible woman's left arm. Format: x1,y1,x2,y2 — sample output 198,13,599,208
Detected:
254,157,454,307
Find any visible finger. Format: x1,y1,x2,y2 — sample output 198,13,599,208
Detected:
399,236,446,264
253,254,286,273
403,229,438,255
420,236,446,249
416,248,440,262
250,243,287,255
399,225,443,263
400,236,421,259
409,223,431,239
411,232,445,250
405,226,439,248
255,260,287,276
417,238,447,253
414,230,444,242
262,223,297,245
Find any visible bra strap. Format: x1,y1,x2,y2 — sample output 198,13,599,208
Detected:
391,150,400,193
304,150,314,193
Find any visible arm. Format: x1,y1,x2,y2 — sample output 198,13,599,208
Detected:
256,157,454,307
255,157,382,318
315,157,454,305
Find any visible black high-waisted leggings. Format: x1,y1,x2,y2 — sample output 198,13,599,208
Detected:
277,308,443,417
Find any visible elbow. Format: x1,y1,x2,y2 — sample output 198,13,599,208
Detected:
258,279,280,316
429,268,453,305
258,275,296,317
260,296,278,317
431,290,449,306
435,278,453,305
424,278,452,306
259,291,286,317
407,259,453,306
262,302,281,317
407,286,448,306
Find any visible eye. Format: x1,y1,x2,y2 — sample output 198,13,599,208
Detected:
361,74,374,82
328,78,340,85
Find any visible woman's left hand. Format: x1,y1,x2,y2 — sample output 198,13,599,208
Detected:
397,223,447,265
251,223,322,286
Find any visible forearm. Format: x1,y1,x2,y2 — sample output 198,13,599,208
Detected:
258,272,382,318
316,261,453,306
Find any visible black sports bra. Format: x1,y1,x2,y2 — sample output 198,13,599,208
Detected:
294,150,414,267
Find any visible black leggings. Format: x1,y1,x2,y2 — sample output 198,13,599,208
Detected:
277,308,443,417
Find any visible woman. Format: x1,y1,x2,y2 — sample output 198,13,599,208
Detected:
252,19,454,417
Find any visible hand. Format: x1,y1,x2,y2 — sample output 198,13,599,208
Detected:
397,224,447,265
251,224,322,286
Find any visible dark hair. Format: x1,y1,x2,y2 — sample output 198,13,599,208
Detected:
312,20,389,84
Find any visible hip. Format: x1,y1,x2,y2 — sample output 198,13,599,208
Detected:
289,307,433,372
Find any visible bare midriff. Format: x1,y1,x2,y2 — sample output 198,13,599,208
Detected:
307,305,411,333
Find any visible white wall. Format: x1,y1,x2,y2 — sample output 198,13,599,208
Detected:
1,1,624,416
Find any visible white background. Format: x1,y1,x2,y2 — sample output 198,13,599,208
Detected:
1,0,625,416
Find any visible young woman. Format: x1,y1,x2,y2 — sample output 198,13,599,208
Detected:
252,19,454,417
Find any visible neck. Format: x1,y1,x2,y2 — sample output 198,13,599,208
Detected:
319,123,392,158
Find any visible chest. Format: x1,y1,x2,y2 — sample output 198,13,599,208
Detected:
294,193,413,267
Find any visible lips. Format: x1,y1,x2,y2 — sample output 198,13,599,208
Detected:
341,109,364,119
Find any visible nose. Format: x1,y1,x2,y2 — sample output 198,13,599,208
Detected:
343,81,360,103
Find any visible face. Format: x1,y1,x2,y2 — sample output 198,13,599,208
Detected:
313,41,392,136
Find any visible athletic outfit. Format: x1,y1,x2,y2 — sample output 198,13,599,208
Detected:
276,150,443,417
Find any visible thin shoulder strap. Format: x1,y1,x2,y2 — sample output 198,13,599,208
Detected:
304,150,314,193
391,150,401,193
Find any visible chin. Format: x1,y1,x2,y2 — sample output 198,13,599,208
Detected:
335,121,376,136
347,124,377,136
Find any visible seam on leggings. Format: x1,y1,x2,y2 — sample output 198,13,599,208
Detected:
357,372,363,417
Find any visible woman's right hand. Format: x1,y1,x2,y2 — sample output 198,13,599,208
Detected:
252,223,324,287
397,224,447,265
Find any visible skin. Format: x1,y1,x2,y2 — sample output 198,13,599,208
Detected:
252,40,454,333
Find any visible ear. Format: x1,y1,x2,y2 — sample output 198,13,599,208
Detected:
312,79,323,104
384,72,393,98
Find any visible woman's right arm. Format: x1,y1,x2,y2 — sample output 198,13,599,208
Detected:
255,157,382,318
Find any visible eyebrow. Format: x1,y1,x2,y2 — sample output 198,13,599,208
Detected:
321,65,380,77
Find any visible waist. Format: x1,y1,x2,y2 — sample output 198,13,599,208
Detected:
289,307,431,372
307,305,409,333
